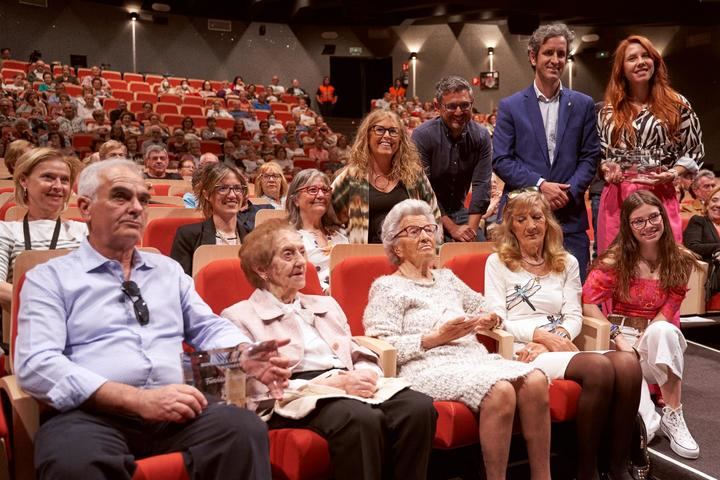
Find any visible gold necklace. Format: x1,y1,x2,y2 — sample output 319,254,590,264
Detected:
370,170,391,190
521,256,545,267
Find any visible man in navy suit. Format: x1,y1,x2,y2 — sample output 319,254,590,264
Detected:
493,23,599,280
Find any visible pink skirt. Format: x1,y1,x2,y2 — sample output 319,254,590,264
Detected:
596,180,682,255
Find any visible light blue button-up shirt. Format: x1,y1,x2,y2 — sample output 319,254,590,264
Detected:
534,80,563,165
14,240,250,412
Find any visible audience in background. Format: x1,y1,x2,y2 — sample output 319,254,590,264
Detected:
254,162,287,209
143,145,182,180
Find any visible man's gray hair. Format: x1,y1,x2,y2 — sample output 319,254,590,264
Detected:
77,158,139,199
143,144,167,160
527,23,575,61
434,76,473,104
381,199,441,265
690,169,716,194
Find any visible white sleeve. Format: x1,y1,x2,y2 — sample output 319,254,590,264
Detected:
560,256,583,340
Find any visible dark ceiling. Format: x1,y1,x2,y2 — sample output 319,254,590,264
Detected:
90,0,720,27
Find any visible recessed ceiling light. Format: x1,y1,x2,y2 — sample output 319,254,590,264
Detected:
581,33,600,43
152,3,171,12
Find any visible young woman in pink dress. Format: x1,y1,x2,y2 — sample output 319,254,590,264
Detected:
596,35,703,254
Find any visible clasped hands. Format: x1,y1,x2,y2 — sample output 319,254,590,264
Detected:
421,313,500,350
539,181,571,211
136,339,292,423
516,328,578,363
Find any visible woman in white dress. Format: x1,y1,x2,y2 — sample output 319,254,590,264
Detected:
285,169,348,292
0,148,87,308
364,199,551,480
483,189,641,480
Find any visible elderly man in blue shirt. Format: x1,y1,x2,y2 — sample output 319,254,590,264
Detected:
14,158,291,479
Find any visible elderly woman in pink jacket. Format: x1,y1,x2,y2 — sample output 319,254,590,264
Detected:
221,219,436,480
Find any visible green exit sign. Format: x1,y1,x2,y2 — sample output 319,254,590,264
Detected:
349,47,363,56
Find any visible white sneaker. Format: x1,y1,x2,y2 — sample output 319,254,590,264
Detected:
660,405,700,459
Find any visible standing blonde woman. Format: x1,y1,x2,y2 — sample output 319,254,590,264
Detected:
331,110,440,243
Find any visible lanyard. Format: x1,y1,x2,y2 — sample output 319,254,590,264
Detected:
23,214,62,251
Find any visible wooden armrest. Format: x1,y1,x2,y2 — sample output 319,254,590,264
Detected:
353,336,397,377
477,328,514,359
575,316,611,351
680,261,708,316
0,375,40,480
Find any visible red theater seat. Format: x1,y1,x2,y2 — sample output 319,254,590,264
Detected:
101,70,122,80
135,91,156,103
124,72,144,83
129,81,152,93
142,216,202,256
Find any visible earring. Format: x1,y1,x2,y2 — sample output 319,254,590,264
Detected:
22,188,28,200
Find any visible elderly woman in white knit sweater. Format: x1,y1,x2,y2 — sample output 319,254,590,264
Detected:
363,199,551,480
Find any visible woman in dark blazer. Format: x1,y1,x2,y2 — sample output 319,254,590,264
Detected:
683,185,720,262
170,163,248,275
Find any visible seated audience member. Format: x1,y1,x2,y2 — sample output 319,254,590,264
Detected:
157,76,172,94
201,117,227,142
109,124,126,143
308,141,329,164
16,91,46,117
171,163,248,275
231,119,252,141
144,113,170,138
109,100,133,125
0,148,87,308
120,112,141,136
328,134,350,165
245,84,258,101
364,199,551,480
222,219,437,480
181,116,198,136
221,140,242,167
187,138,202,164
54,64,78,85
267,75,285,98
285,137,304,160
86,109,110,135
135,102,155,124
252,120,276,143
178,157,195,179
242,146,263,175
15,158,291,480
80,65,108,89
259,136,275,160
141,126,167,153
2,139,33,177
483,190,641,479
143,145,182,180
98,139,127,160
681,169,715,216
168,128,188,155
285,169,348,291
254,162,287,209
231,76,246,96
331,110,440,244
207,100,233,119
125,136,142,163
91,77,112,99
57,104,86,137
683,185,720,289
286,78,308,102
173,78,196,96
47,131,73,156
38,72,55,94
199,152,220,169
3,74,27,96
583,191,700,459
374,93,392,111
199,80,216,98
0,98,17,127
26,61,50,84
77,91,101,120
251,93,272,111
273,145,293,172
10,119,35,144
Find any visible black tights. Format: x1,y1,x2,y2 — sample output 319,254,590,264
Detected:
564,351,642,480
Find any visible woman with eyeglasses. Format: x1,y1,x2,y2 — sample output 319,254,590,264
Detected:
583,191,701,459
364,199,551,480
286,169,348,291
253,161,288,209
596,35,704,255
484,190,641,480
331,110,440,244
170,163,249,275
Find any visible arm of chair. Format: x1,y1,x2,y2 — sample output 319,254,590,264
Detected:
574,316,611,351
0,375,40,480
680,261,708,316
353,336,397,377
477,328,514,359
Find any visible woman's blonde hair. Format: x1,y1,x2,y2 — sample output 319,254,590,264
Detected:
346,110,424,186
3,140,33,174
497,191,567,273
253,161,288,199
13,147,82,208
98,140,127,160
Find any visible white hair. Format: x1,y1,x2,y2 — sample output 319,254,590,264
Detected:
381,199,441,265
77,158,139,199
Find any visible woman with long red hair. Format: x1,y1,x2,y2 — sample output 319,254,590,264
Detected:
596,35,704,253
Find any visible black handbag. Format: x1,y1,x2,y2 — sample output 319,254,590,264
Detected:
628,413,651,480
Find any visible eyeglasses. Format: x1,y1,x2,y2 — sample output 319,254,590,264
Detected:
298,185,331,196
215,184,246,195
370,125,400,138
629,211,663,230
121,281,150,326
507,186,540,199
441,102,473,112
262,173,282,180
393,224,439,239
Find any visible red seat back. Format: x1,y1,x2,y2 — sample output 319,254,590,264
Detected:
444,252,492,294
330,256,396,336
195,258,323,314
142,217,203,256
